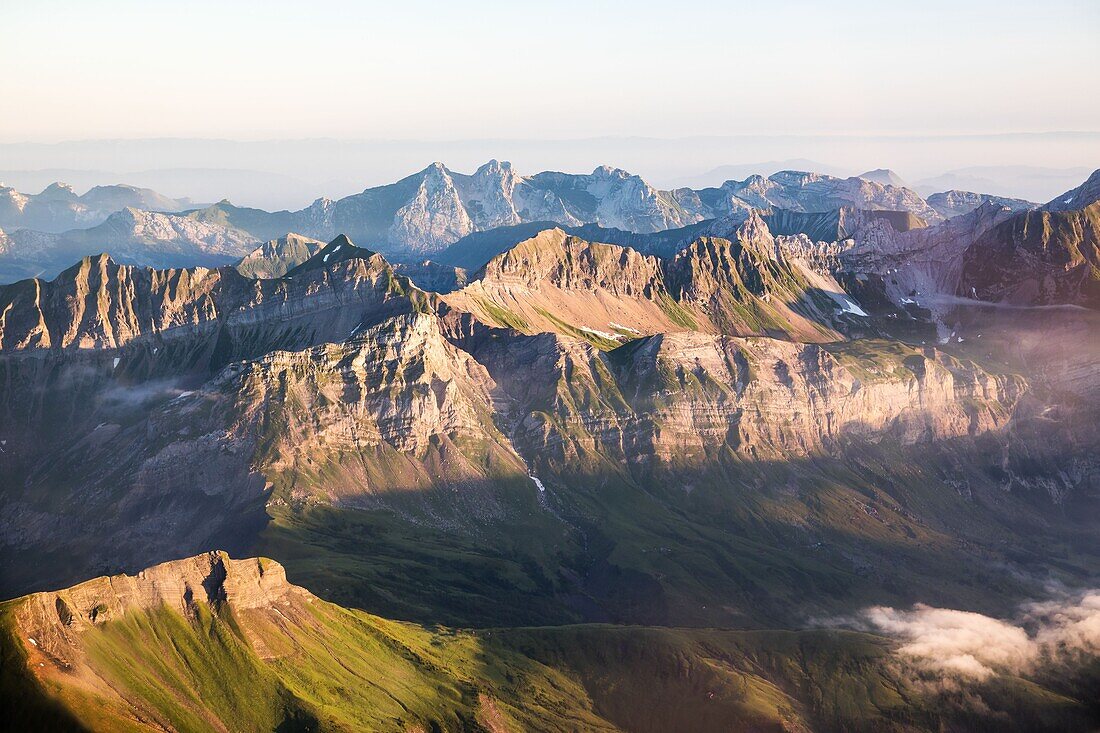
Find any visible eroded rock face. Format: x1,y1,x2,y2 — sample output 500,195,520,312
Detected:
782,202,1022,315
472,329,1023,466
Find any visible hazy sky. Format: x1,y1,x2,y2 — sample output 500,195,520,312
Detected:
2,0,1098,142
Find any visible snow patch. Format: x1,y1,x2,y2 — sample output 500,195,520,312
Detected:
27,637,37,646
579,326,623,341
609,321,641,334
827,292,868,317
323,253,330,263
112,357,120,368
529,475,547,493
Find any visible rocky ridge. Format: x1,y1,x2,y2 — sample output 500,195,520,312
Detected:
442,216,858,345
0,238,420,351
186,162,943,259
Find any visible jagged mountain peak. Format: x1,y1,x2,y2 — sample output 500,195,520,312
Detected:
38,181,78,200
422,161,451,176
591,164,629,178
475,158,513,175
235,232,327,279
284,234,379,276
1045,168,1100,211
858,168,908,187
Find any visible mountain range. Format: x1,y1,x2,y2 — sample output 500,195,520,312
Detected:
0,161,1028,284
0,166,1098,732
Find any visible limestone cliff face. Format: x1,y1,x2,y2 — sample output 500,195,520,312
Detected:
16,552,294,631
610,333,1021,459
463,328,1023,467
800,202,1021,314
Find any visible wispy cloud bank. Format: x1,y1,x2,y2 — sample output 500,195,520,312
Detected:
854,590,1100,679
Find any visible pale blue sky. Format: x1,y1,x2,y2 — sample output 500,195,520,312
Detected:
1,0,1097,141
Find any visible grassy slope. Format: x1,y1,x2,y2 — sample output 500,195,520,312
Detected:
1,594,613,733
3,594,1096,733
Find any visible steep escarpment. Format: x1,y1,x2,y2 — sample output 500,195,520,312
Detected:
829,201,1021,310
0,312,527,597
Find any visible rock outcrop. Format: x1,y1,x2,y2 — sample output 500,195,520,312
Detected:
444,217,855,345
13,552,295,650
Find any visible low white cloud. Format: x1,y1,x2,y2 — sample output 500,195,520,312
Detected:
855,589,1100,679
